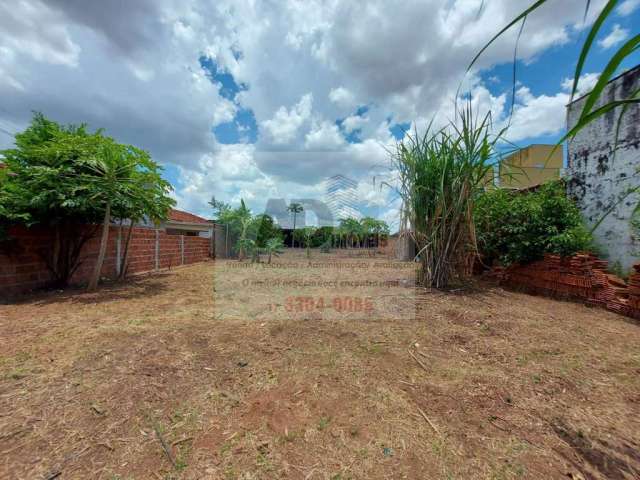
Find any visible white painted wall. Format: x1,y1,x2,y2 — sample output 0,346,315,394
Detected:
566,66,640,273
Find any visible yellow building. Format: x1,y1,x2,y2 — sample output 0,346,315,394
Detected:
498,144,563,190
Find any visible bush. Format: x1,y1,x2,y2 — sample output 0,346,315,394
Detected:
475,181,592,266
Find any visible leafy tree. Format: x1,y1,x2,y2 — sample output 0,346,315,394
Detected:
472,1,640,265
475,181,592,266
372,219,391,246
313,226,334,248
209,196,231,221
213,198,252,259
115,157,174,280
236,202,253,260
236,237,257,262
334,223,348,249
360,217,390,247
84,142,173,290
213,199,281,259
300,226,317,258
360,217,376,248
287,202,304,247
1,114,112,285
339,218,364,248
0,113,174,288
254,214,282,248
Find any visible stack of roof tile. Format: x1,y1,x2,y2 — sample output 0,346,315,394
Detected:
627,265,640,320
493,253,640,322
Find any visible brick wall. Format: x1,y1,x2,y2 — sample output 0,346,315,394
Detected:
491,253,640,321
0,225,211,297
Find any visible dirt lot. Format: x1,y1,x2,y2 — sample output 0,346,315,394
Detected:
1,250,639,479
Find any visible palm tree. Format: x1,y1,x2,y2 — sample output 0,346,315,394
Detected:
287,202,304,248
264,237,285,264
339,218,362,248
237,213,252,260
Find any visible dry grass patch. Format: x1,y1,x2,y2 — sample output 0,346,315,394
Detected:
1,253,639,479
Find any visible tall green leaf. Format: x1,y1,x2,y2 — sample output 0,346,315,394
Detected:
570,0,619,102
579,34,640,119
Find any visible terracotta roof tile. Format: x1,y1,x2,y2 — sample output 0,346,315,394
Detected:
168,209,210,224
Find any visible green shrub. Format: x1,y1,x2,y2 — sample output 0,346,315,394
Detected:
475,181,592,266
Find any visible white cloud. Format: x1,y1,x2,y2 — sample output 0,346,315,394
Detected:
212,98,238,126
305,120,345,150
500,72,598,143
0,1,80,67
617,0,640,16
329,87,356,109
598,24,630,49
173,143,277,217
342,114,369,133
506,87,568,142
0,0,610,220
561,72,600,96
261,93,313,145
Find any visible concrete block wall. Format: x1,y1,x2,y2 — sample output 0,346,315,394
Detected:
0,225,211,297
566,66,640,273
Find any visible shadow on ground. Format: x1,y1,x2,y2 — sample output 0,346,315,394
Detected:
2,274,171,306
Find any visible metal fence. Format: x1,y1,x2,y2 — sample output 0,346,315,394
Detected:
212,223,231,258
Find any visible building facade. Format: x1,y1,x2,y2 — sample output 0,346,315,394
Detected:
566,65,640,273
498,144,563,190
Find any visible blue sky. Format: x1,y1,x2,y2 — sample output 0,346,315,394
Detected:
481,6,640,146
175,2,639,185
0,0,638,226
165,2,639,225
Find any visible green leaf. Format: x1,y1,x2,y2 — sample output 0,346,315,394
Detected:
579,33,640,119
570,0,619,102
563,99,640,143
467,0,548,73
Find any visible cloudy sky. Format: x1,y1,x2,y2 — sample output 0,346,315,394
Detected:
1,0,639,228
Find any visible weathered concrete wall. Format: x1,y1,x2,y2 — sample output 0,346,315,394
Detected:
566,66,640,273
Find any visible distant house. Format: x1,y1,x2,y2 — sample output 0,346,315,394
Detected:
164,209,212,237
566,65,640,273
497,144,563,190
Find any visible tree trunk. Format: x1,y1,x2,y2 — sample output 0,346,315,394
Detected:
118,220,135,281
88,201,111,291
291,213,297,248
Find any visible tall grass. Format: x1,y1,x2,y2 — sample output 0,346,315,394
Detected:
392,105,502,288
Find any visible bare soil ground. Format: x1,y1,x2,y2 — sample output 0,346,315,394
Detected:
1,250,639,480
